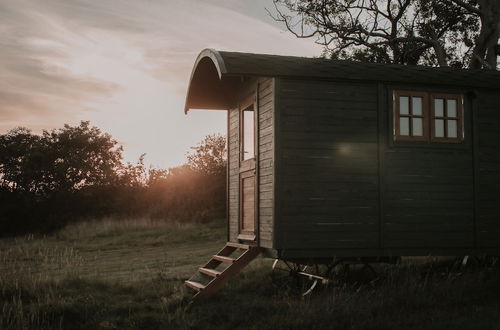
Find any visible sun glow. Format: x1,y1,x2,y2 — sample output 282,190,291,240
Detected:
0,0,320,168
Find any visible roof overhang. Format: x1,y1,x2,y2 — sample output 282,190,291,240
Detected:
183,48,500,114
184,49,239,114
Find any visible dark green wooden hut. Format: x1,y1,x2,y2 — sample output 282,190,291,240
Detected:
184,49,500,299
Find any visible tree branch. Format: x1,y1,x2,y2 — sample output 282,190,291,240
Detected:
448,0,481,15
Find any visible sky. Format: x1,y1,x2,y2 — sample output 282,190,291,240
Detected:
0,0,321,168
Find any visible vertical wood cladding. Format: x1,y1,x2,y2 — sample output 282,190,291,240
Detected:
258,78,274,248
228,107,239,242
276,79,380,249
476,91,500,247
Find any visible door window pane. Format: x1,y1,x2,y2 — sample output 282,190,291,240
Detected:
412,118,423,136
400,117,410,136
399,96,409,115
243,107,254,160
412,97,422,116
447,99,457,117
435,119,445,137
447,120,458,138
435,99,444,117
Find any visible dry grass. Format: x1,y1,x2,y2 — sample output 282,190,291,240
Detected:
0,217,224,285
55,217,197,240
1,218,500,329
0,217,226,329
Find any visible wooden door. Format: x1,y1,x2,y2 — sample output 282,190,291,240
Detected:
240,168,255,236
239,94,256,241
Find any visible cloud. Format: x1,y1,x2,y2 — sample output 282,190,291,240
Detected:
0,0,122,130
0,0,321,167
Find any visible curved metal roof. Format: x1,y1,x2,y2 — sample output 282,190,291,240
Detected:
184,48,500,112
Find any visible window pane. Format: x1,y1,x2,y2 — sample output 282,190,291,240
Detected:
435,99,444,117
412,97,422,116
412,118,423,136
399,96,409,115
400,117,410,136
447,99,457,117
447,120,458,138
243,108,254,160
435,119,445,137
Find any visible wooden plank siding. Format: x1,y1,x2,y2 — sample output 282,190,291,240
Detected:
382,149,474,248
476,92,500,247
274,78,499,257
275,79,380,250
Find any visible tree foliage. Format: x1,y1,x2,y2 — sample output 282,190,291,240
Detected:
0,123,227,236
186,134,226,176
271,0,500,69
0,121,123,194
0,127,42,193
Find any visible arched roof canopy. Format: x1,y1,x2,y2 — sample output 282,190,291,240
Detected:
184,49,240,113
184,48,500,113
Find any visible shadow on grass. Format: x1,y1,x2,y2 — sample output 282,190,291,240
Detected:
2,260,500,329
2,218,500,330
185,259,500,330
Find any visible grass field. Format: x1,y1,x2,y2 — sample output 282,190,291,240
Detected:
1,218,500,330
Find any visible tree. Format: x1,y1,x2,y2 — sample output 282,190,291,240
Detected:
0,127,42,192
119,154,148,187
186,134,226,176
0,121,124,194
271,0,500,69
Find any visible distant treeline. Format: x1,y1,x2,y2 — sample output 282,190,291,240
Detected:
0,121,226,236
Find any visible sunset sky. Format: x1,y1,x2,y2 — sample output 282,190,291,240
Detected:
0,0,320,168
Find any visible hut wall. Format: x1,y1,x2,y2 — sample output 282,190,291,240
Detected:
274,78,500,256
275,78,380,250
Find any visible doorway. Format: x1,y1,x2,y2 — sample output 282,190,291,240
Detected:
239,94,256,241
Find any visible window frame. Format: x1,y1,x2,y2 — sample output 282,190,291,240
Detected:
393,90,430,142
393,90,464,144
430,93,464,143
239,93,256,162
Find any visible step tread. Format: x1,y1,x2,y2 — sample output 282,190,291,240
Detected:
213,255,236,263
199,267,222,277
185,280,205,291
226,242,250,250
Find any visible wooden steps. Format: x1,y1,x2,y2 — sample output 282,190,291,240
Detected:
199,267,221,277
212,255,235,263
185,280,205,291
184,242,262,300
226,242,250,250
